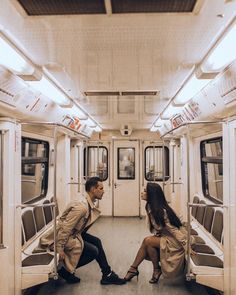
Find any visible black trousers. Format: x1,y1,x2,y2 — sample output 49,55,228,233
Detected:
77,232,111,276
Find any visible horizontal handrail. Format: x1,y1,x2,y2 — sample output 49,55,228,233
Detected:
188,203,226,208
21,121,89,139
16,203,56,209
161,120,224,139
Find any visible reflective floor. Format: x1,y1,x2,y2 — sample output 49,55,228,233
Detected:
35,217,209,295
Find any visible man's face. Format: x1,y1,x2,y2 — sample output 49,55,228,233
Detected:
91,181,104,200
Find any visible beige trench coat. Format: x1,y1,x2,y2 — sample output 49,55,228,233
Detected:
147,211,191,278
39,195,100,273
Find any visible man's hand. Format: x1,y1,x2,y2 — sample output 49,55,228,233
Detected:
58,250,66,260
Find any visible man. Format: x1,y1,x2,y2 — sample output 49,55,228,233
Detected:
40,177,126,285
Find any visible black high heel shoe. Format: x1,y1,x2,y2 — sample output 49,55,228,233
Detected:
124,266,139,281
149,269,162,284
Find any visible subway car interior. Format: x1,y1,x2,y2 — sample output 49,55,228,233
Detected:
0,0,236,294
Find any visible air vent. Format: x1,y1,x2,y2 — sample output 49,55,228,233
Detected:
84,91,120,96
84,91,159,96
122,91,158,96
111,0,197,13
18,0,106,16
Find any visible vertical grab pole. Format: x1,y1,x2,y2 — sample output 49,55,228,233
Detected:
0,131,4,249
162,140,166,193
85,141,88,181
108,142,111,187
141,141,144,187
153,142,155,182
53,126,58,279
172,141,175,193
186,125,191,280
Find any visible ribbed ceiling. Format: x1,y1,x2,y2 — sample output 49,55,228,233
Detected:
18,0,106,16
111,0,197,13
18,0,197,15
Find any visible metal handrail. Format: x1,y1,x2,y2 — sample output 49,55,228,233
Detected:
16,202,56,208
0,131,4,249
161,120,224,139
21,121,89,139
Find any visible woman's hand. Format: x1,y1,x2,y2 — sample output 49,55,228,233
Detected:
190,248,197,256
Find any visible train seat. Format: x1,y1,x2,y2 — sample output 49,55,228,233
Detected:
21,203,58,290
189,206,224,291
43,200,53,224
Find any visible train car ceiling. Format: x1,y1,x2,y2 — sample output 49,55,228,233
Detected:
0,0,236,137
17,0,197,16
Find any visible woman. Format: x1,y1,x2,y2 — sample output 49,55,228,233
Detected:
124,182,193,284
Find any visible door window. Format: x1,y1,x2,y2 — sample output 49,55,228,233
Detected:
117,148,135,179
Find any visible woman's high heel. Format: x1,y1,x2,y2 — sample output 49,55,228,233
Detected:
149,269,162,284
124,266,139,282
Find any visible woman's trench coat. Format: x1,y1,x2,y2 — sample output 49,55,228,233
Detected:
39,195,100,273
147,211,192,278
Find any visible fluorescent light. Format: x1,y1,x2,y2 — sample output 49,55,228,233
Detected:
174,74,211,105
154,118,162,127
27,76,71,105
161,104,181,119
0,35,34,75
150,125,158,132
203,23,236,72
82,117,97,128
94,126,102,132
70,105,88,120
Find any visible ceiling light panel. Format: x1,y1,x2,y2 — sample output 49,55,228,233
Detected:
111,0,197,14
0,35,34,75
17,0,106,15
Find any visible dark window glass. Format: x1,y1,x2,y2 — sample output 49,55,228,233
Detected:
145,146,169,181
84,146,108,181
200,137,223,203
21,137,49,203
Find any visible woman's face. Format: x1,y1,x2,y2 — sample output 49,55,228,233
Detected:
141,188,147,201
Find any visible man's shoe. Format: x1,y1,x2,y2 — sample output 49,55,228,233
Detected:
100,271,126,285
58,267,80,284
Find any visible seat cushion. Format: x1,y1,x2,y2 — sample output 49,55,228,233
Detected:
191,254,223,268
22,253,54,267
192,244,215,254
193,236,205,244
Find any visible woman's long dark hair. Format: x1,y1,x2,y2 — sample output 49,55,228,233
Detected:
145,182,182,228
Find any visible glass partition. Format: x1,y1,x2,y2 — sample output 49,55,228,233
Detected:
145,146,169,181
84,146,108,181
21,137,49,203
201,137,223,203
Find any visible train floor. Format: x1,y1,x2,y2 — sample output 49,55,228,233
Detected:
33,217,211,295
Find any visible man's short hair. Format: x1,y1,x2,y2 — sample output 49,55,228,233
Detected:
85,177,102,192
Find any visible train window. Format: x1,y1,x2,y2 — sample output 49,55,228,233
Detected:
145,146,169,181
200,137,223,203
21,137,49,204
117,148,135,179
0,132,3,246
84,146,108,181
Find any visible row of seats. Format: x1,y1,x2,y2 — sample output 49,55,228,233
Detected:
21,198,59,290
22,200,55,246
188,195,224,291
